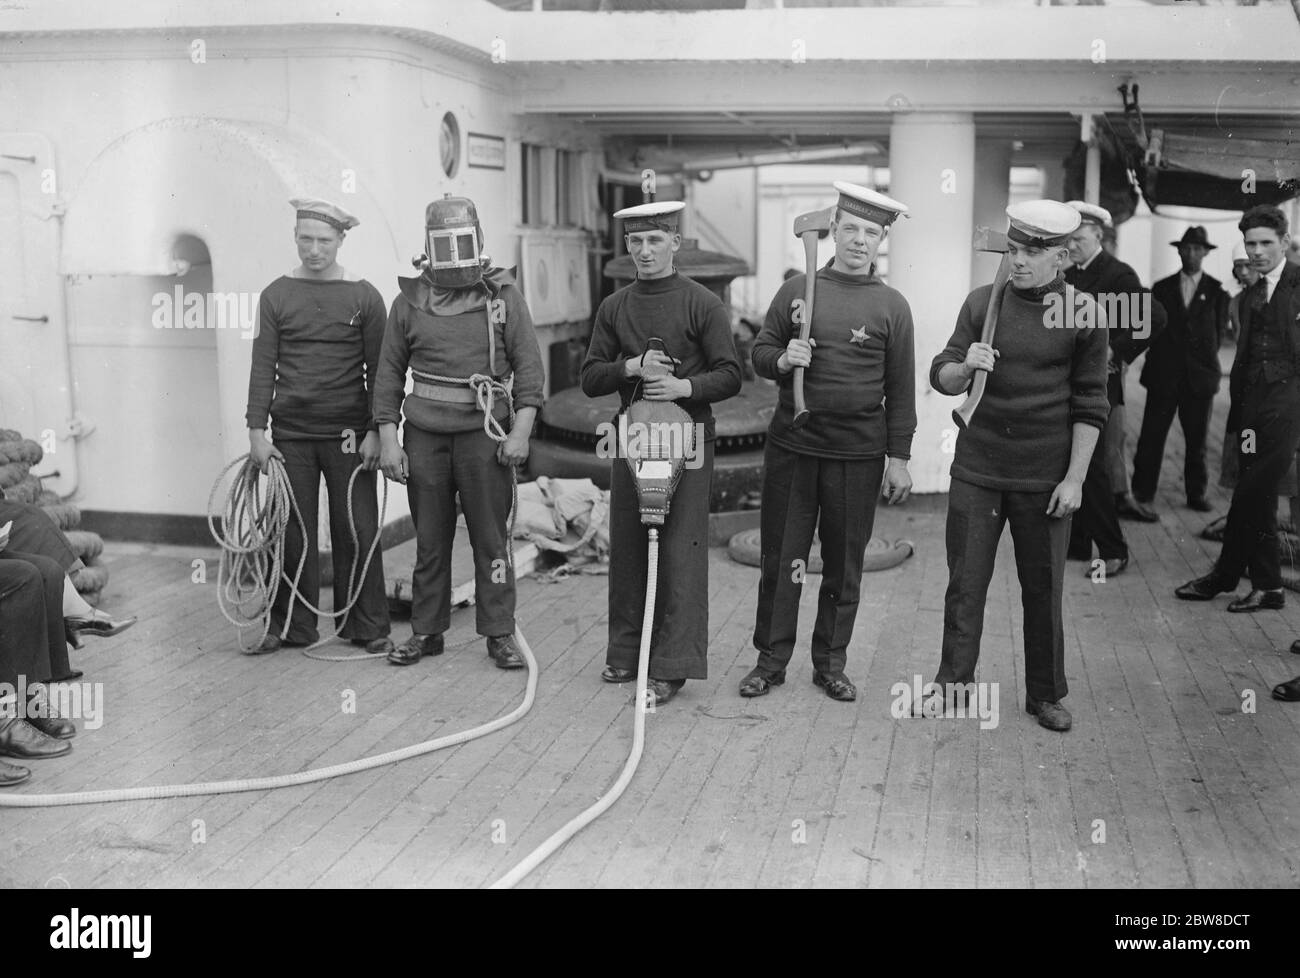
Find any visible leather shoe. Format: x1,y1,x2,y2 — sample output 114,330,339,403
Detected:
0,718,72,759
601,665,636,684
387,633,444,666
1227,588,1285,613
487,634,525,670
65,609,137,639
1085,556,1128,579
0,758,31,787
1025,695,1072,732
739,667,785,697
26,716,76,740
351,637,395,655
1186,497,1213,512
1289,639,1300,656
812,670,857,702
1175,573,1234,601
647,677,685,707
1116,494,1158,522
244,634,308,656
1272,676,1300,702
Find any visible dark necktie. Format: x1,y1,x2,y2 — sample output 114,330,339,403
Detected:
1249,278,1268,312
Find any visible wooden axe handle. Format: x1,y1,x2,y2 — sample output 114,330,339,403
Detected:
952,250,1012,431
792,231,819,427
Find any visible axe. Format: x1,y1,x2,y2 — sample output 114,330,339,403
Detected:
952,226,1012,430
790,205,835,428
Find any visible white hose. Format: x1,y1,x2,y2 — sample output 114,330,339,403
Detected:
0,626,537,808
490,527,658,889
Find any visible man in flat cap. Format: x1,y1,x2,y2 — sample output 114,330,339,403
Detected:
1132,226,1228,514
1064,200,1162,575
742,181,916,703
930,200,1109,732
245,198,392,655
582,200,742,707
375,195,544,670
1178,205,1300,617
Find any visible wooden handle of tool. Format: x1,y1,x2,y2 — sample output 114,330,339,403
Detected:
792,231,818,428
952,251,1012,431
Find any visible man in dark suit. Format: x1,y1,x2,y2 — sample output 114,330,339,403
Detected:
1132,226,1229,512
1177,206,1300,619
1064,201,1161,577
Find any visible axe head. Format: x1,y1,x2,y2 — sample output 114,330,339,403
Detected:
793,205,835,239
973,226,1009,253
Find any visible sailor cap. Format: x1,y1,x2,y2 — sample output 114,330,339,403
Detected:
1006,200,1080,248
1065,200,1112,228
291,197,359,232
832,181,908,227
614,200,685,233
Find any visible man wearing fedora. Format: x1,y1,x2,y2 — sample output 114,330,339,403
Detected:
1131,226,1229,513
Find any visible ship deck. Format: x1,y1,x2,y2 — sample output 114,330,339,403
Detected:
3,352,1299,889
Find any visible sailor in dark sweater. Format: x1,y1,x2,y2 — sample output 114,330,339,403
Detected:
743,182,916,703
930,200,1109,733
244,198,392,656
374,196,545,670
582,200,742,707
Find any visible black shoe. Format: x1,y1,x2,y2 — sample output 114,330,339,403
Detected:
487,634,525,670
1116,495,1159,522
0,718,72,759
387,633,444,666
1175,573,1234,601
812,670,856,702
65,610,138,638
1025,695,1072,732
245,634,309,656
646,677,685,707
1227,588,1285,613
1272,676,1300,702
739,667,785,698
0,758,31,787
1289,639,1300,656
351,637,395,655
1187,497,1213,513
601,665,636,684
26,716,76,740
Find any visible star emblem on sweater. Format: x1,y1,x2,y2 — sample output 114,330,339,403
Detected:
849,325,869,346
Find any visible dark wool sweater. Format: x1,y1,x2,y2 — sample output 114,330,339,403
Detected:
245,276,387,440
372,283,545,435
751,263,916,460
581,272,742,441
930,275,1110,492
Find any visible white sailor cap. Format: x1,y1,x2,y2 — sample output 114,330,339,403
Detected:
614,200,685,233
291,197,359,232
1066,200,1112,228
1006,200,1080,248
832,181,908,226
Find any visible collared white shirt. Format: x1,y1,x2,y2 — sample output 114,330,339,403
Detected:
1180,270,1202,307
1260,259,1286,304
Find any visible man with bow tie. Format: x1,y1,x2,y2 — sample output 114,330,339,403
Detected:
1132,226,1229,515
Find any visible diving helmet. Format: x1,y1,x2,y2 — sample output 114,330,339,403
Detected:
423,194,484,289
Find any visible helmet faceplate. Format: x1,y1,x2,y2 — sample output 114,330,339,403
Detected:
425,195,484,289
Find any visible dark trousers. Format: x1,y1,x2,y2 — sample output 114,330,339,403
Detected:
405,425,515,637
752,442,884,676
1132,387,1213,503
271,438,389,645
0,500,81,573
936,478,1070,703
1070,408,1128,561
1214,376,1300,590
606,440,713,682
0,551,73,687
